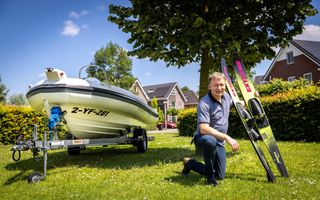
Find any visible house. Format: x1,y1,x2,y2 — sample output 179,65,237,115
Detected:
130,80,198,123
182,90,199,108
130,79,149,104
262,39,320,83
253,75,264,85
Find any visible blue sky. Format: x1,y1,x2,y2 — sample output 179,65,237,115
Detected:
1,0,320,97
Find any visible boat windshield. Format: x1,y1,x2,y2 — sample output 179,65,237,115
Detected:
86,77,101,85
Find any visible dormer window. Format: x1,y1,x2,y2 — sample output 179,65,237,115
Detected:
147,89,154,93
286,51,294,64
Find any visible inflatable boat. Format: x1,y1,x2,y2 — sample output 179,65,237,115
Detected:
26,67,158,139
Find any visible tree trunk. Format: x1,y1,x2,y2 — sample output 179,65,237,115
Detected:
198,48,211,99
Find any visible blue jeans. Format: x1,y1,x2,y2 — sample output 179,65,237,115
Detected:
194,134,226,180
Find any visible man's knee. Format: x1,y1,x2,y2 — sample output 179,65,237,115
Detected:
203,137,217,150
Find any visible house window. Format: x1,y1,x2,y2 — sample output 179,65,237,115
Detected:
286,51,294,64
171,89,176,95
288,76,295,82
147,89,154,93
303,73,312,82
171,101,176,108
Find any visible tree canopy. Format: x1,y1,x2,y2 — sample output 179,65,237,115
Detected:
87,42,136,90
9,93,28,105
0,75,8,103
108,0,317,98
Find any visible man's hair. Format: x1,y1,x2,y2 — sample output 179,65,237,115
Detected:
208,72,226,83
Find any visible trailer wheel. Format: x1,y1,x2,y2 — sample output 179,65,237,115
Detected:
67,146,81,156
134,128,148,153
28,171,42,183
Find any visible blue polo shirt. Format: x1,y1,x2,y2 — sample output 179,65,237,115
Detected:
196,92,233,145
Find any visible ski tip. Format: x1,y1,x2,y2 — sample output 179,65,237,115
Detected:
232,51,240,61
221,58,226,66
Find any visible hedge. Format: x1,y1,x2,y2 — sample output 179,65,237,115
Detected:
177,86,320,142
0,104,67,144
1,85,319,144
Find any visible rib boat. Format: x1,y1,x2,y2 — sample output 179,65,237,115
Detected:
26,67,158,139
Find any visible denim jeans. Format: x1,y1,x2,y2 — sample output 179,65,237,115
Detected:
194,134,226,180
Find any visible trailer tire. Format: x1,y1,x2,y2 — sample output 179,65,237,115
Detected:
67,146,81,156
134,128,148,153
28,171,42,183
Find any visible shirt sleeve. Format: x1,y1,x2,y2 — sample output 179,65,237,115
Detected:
197,100,210,124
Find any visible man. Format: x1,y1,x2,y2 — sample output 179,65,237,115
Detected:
182,72,240,186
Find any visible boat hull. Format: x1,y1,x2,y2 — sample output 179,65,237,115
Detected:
27,84,157,139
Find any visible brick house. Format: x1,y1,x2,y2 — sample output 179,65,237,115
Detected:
262,40,320,83
182,90,199,108
130,80,198,123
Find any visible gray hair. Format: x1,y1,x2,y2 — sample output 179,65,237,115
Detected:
208,72,226,83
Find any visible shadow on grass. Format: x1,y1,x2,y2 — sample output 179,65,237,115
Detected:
164,170,270,186
4,145,246,186
4,146,195,185
225,172,271,183
164,171,205,186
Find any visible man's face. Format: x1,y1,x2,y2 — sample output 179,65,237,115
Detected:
210,77,226,99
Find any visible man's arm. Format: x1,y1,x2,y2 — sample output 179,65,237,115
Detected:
199,123,240,152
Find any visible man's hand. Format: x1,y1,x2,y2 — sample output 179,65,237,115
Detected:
226,135,240,152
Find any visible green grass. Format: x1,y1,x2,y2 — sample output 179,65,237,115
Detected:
1,133,319,200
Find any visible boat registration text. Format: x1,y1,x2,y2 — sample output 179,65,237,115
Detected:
71,107,110,117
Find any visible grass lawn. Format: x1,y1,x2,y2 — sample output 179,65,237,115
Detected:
0,132,319,200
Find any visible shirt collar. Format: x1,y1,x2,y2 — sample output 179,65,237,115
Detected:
208,91,224,105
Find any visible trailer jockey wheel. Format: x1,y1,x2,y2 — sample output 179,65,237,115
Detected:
134,128,148,153
28,171,43,183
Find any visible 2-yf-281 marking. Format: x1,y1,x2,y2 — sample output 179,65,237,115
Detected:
71,107,110,117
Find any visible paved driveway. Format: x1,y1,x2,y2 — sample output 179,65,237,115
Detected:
148,128,178,134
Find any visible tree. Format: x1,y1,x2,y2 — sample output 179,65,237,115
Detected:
150,96,164,124
108,1,317,98
0,75,8,103
9,94,28,105
150,96,158,109
167,108,179,116
87,42,136,90
181,86,190,93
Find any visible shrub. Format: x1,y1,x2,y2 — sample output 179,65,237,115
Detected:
260,85,320,141
177,107,197,137
256,78,311,96
0,104,67,144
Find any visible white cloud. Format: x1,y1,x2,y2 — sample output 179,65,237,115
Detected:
61,20,80,37
69,11,80,18
80,10,89,16
272,46,281,54
145,72,152,77
69,10,89,18
293,24,320,41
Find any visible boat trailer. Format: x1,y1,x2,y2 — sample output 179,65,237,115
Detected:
11,106,153,183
